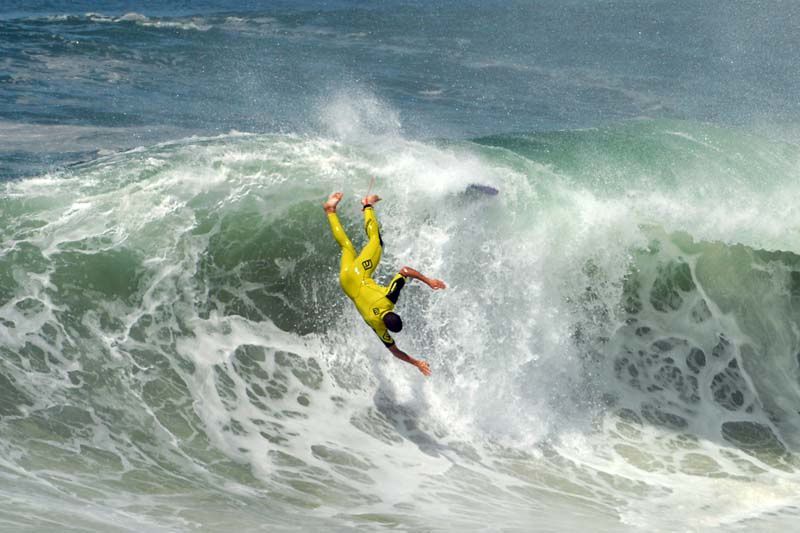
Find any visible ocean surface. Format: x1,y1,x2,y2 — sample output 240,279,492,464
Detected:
3,1,800,531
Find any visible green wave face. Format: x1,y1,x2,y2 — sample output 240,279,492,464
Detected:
2,121,800,530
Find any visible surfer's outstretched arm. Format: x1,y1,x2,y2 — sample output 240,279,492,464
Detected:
399,266,446,290
387,344,431,376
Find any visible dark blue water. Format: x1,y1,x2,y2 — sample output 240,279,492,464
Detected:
3,0,800,179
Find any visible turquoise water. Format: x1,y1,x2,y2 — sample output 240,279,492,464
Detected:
3,2,800,531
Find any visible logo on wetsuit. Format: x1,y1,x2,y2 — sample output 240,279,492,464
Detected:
362,259,373,270
372,307,380,315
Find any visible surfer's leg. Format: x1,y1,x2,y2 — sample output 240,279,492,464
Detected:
327,213,361,297
326,212,356,268
354,206,382,279
324,193,359,294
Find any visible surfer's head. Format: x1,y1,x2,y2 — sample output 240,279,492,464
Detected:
383,312,403,332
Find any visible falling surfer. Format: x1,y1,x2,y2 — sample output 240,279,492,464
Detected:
323,190,446,376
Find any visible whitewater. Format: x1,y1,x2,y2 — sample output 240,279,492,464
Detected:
3,2,800,531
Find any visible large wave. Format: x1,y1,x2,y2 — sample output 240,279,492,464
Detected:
2,114,800,530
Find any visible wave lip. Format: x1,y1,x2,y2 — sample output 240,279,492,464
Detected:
2,11,213,30
86,11,212,31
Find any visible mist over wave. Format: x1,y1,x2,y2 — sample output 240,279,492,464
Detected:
5,0,800,180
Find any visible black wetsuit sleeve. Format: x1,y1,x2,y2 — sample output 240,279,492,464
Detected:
385,274,406,304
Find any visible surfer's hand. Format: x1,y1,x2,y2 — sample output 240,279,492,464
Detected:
428,278,446,290
361,194,381,206
414,359,431,376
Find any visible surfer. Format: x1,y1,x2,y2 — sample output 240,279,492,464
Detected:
323,191,446,376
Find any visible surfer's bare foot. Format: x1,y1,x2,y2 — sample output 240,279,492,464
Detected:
361,194,381,207
324,192,343,213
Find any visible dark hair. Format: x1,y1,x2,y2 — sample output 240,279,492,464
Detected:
383,312,403,332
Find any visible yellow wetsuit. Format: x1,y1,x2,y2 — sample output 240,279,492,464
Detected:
327,206,407,346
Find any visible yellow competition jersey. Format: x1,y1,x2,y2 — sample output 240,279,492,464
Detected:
327,206,406,346
349,273,406,346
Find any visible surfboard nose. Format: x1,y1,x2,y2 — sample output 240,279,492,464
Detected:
466,183,499,196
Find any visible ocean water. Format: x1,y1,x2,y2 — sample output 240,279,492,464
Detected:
2,2,800,531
